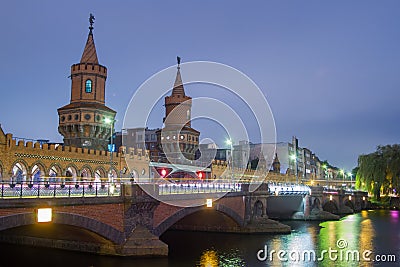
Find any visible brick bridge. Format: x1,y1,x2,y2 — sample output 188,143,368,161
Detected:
0,182,368,257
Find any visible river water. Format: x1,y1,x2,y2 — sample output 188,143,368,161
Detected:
0,210,398,267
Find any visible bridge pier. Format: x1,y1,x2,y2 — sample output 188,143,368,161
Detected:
115,225,167,256
241,183,291,233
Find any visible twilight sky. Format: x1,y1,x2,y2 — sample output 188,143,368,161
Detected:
0,0,399,171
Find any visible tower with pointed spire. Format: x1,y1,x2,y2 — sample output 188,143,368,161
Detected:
58,14,116,150
272,153,281,173
156,57,200,162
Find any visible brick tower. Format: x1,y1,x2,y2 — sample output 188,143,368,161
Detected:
58,14,116,150
156,57,200,162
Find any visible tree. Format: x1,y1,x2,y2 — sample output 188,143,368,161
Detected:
356,144,400,200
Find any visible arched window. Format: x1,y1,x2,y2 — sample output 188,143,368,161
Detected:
85,79,92,93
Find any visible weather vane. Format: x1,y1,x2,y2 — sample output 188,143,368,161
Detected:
89,13,95,33
177,56,181,67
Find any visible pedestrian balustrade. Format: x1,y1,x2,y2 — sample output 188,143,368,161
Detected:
0,177,313,199
0,180,121,198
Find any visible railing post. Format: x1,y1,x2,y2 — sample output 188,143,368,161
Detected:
82,182,85,197
95,182,98,197
53,183,56,197
20,182,23,198
68,184,71,197
1,183,3,198
37,182,40,198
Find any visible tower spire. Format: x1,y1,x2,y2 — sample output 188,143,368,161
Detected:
89,13,95,34
80,14,99,64
172,56,185,96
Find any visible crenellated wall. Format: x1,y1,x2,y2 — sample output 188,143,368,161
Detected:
0,128,149,181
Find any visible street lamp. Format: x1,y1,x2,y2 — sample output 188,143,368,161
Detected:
290,154,298,184
104,117,115,183
226,139,233,181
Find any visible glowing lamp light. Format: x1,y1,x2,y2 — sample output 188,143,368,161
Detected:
349,195,352,200
161,169,167,177
198,172,203,179
206,199,213,208
37,208,52,223
363,196,366,201
329,195,333,201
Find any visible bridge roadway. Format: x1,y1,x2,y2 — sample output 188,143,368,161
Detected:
0,179,369,257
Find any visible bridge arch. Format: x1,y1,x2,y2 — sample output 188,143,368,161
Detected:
64,164,78,181
79,165,94,181
11,160,29,183
30,161,46,182
312,198,321,210
322,199,339,214
153,204,244,236
48,163,62,182
344,199,355,211
0,212,124,244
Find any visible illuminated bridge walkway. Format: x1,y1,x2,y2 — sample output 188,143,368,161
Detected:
0,180,312,199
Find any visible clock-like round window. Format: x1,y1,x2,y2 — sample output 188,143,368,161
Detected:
84,114,91,120
180,135,184,140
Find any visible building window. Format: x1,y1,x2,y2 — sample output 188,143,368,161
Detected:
85,79,92,93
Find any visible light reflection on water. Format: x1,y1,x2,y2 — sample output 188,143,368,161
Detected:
0,210,398,267
197,249,246,267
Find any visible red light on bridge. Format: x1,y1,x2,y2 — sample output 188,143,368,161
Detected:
156,167,172,178
198,172,203,179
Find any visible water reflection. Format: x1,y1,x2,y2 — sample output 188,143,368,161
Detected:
0,210,397,267
197,249,246,267
318,212,375,267
198,250,218,267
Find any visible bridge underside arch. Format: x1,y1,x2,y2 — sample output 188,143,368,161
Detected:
322,199,339,214
344,199,355,211
154,204,244,236
0,212,124,244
